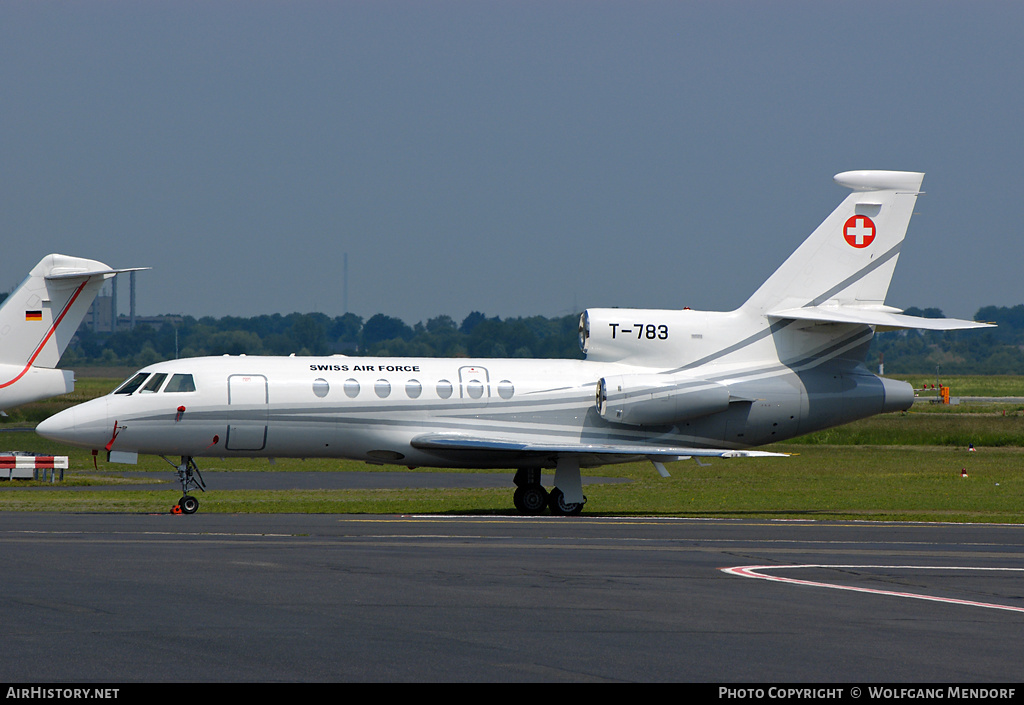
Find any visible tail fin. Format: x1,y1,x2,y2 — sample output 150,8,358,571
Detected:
743,171,988,332
0,255,147,409
0,255,125,369
743,170,924,314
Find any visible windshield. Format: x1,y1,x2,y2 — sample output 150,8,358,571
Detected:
113,373,149,395
139,373,167,393
112,371,196,395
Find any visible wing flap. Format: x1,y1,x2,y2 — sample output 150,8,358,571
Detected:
410,433,788,459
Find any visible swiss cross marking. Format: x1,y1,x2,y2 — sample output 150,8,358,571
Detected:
843,215,876,248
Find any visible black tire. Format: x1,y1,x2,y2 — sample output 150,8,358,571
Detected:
179,495,199,515
549,487,584,516
514,484,548,515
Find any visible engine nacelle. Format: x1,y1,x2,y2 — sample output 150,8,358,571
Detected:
597,374,731,426
579,308,712,366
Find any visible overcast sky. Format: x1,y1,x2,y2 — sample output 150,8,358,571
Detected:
2,1,1021,326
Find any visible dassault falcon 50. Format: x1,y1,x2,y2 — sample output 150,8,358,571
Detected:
37,171,990,514
0,255,145,412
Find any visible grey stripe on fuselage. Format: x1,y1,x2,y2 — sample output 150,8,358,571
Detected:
806,243,901,307
662,248,898,375
663,319,795,374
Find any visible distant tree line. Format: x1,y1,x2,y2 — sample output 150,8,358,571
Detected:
56,305,1024,375
870,305,1024,375
61,311,584,368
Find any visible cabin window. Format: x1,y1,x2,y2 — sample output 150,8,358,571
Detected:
164,374,196,393
497,380,515,400
405,379,422,399
436,380,453,399
344,379,360,398
312,378,330,398
374,379,391,398
140,373,168,393
114,373,149,395
466,380,484,399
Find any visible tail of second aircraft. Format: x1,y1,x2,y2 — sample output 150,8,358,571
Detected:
0,255,146,409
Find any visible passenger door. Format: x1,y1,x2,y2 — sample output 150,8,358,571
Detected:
458,365,490,403
225,374,269,451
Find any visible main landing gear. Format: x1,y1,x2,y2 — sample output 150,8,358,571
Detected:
162,455,205,514
513,465,586,516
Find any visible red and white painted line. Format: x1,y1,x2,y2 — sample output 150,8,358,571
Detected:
722,564,1024,613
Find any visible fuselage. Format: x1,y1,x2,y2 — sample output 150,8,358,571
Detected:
36,341,912,470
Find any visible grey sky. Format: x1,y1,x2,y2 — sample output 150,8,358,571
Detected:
2,1,1021,326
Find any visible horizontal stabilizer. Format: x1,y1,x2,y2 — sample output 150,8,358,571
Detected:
411,433,788,459
768,305,993,331
46,266,150,281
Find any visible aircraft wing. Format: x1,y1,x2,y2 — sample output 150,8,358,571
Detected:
410,433,788,459
768,305,993,331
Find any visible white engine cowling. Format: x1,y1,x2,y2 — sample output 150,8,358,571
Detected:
579,308,706,366
597,374,731,426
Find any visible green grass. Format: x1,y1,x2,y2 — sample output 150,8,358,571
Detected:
2,376,1023,521
791,410,1024,446
2,431,1021,522
892,374,1024,397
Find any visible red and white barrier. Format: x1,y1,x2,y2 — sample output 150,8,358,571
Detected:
1,455,68,480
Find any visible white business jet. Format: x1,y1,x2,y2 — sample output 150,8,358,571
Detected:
37,172,990,514
0,255,145,411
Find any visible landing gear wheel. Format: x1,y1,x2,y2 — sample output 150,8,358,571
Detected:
549,488,584,516
513,484,549,515
179,495,199,515
163,455,206,514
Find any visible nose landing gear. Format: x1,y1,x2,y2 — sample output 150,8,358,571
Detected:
163,455,205,514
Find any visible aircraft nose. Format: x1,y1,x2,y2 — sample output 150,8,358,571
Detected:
36,397,117,450
35,406,80,444
37,401,116,449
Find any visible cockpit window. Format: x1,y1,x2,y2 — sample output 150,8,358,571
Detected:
164,374,196,393
114,373,150,395
140,373,167,393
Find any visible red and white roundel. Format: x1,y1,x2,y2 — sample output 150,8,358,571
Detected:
843,215,876,248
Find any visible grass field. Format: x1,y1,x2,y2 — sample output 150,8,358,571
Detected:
1,375,1022,521
891,374,1024,397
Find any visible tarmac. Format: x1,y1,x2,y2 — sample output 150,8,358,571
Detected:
2,512,1022,682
